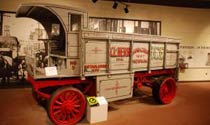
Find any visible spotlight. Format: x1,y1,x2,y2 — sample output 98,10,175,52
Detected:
112,1,118,9
124,5,129,13
92,0,98,3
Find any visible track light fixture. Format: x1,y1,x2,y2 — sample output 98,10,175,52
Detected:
112,1,118,9
92,0,129,13
124,5,129,13
92,0,98,3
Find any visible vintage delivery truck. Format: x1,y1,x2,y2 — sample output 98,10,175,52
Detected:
16,3,180,125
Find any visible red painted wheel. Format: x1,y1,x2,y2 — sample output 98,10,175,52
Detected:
152,77,176,104
47,87,86,125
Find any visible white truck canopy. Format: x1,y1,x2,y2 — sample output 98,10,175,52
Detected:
16,3,88,37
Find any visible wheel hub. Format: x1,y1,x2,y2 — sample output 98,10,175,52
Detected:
63,101,75,112
162,84,169,95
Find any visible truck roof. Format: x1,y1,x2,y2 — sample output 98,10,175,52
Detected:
16,2,87,17
16,3,88,36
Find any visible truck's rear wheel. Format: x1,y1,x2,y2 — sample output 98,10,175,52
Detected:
152,77,176,104
47,87,86,125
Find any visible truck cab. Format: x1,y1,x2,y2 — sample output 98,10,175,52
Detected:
16,3,89,78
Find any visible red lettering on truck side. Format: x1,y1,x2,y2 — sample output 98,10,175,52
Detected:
84,64,107,72
110,47,130,57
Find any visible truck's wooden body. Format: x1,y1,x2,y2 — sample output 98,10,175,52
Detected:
16,3,180,125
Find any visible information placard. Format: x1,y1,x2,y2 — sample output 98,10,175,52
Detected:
45,66,58,76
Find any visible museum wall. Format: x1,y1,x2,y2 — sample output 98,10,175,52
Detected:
1,0,210,81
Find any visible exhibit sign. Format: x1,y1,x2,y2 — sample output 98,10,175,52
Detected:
179,45,210,68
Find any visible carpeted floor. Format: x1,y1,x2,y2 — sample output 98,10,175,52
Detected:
0,82,210,125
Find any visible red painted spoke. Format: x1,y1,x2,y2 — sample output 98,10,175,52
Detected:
61,112,67,121
73,108,79,113
59,94,66,102
53,106,62,110
74,104,80,108
58,113,63,121
70,111,76,118
66,114,71,121
71,94,78,101
56,112,63,121
64,92,71,100
55,100,63,105
68,93,75,100
73,99,80,104
69,112,73,119
53,109,62,116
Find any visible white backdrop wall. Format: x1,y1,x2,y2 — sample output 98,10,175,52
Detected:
1,0,210,81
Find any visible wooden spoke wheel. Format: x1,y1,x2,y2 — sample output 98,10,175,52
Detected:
47,87,86,125
152,77,176,104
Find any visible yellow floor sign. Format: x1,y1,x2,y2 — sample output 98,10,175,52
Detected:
87,96,99,106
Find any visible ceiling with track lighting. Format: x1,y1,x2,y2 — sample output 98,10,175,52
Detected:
103,0,210,9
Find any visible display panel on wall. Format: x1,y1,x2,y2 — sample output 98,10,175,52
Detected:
1,12,47,55
0,11,47,85
0,12,2,35
179,45,210,68
89,17,161,35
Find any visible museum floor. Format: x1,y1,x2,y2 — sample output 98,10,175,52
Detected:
0,82,210,125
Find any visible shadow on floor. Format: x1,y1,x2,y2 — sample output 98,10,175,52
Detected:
109,89,159,107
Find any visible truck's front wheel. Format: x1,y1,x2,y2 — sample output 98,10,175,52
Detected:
152,77,176,104
47,87,86,125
